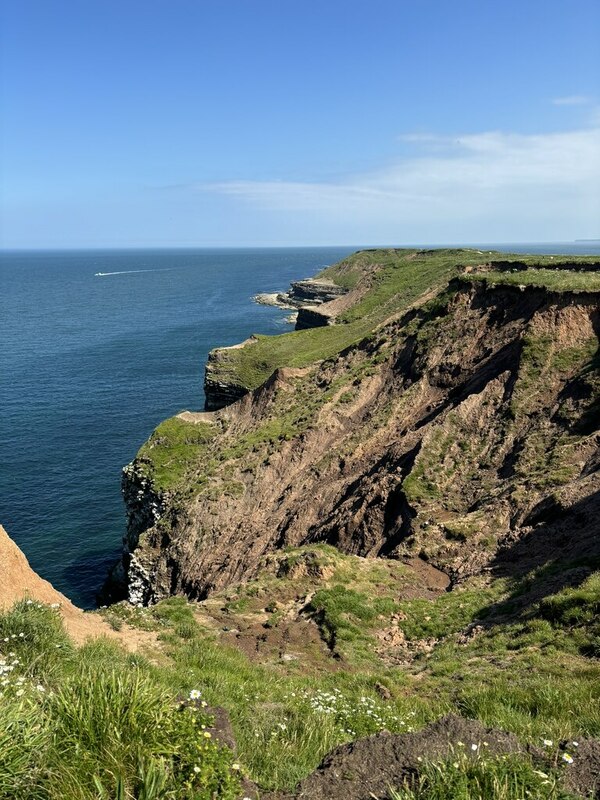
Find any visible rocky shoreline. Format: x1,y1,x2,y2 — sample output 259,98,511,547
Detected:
254,277,349,313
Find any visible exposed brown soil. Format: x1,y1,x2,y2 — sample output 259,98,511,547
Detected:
121,281,600,608
190,552,449,671
563,738,600,799
0,524,158,653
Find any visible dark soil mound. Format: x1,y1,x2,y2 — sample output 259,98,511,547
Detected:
259,715,600,800
263,715,522,800
562,738,600,799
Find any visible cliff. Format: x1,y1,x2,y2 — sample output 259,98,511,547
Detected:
205,255,371,410
113,250,600,605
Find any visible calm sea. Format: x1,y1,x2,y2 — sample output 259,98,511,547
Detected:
1,244,598,607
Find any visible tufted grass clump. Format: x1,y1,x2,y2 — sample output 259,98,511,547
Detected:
45,668,239,800
0,602,241,800
0,598,74,681
390,753,576,800
0,693,49,799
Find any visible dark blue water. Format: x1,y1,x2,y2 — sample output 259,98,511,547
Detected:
0,248,354,607
1,244,598,607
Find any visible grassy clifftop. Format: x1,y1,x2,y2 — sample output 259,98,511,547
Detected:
206,249,600,396
206,248,467,393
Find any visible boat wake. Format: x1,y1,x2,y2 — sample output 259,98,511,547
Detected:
94,269,173,277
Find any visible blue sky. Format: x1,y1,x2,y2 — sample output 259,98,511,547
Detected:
1,0,599,247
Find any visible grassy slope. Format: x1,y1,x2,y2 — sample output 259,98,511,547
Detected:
3,546,599,797
209,249,600,393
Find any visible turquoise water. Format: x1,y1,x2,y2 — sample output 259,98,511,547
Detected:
1,244,598,607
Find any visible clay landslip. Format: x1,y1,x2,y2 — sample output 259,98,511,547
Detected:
0,523,159,653
106,249,600,607
0,523,116,644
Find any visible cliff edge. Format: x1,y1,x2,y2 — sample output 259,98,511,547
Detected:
111,249,600,605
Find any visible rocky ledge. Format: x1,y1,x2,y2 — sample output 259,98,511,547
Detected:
204,336,260,411
254,278,349,311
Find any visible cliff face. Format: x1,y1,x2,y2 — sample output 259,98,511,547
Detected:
114,250,600,605
204,338,259,411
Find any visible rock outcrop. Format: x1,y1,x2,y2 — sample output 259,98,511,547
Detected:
287,279,348,305
294,306,334,330
114,250,600,605
255,279,349,311
204,336,260,411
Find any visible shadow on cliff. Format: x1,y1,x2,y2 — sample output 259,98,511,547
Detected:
479,486,600,624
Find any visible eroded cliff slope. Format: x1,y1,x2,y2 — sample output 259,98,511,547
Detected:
112,249,600,605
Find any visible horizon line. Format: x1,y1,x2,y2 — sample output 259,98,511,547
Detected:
1,239,598,254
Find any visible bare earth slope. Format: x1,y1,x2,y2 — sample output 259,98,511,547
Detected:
1,524,159,653
110,250,600,606
0,523,116,644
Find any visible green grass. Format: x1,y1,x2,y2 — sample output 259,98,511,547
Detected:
0,601,240,800
538,573,600,656
156,632,439,789
3,553,600,796
390,753,578,800
307,585,396,653
136,417,218,490
466,268,600,292
130,565,600,788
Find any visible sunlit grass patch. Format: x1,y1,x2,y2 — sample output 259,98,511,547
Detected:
0,601,241,800
390,753,576,800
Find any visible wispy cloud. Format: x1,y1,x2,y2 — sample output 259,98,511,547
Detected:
207,126,598,200
552,95,591,106
178,121,600,242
